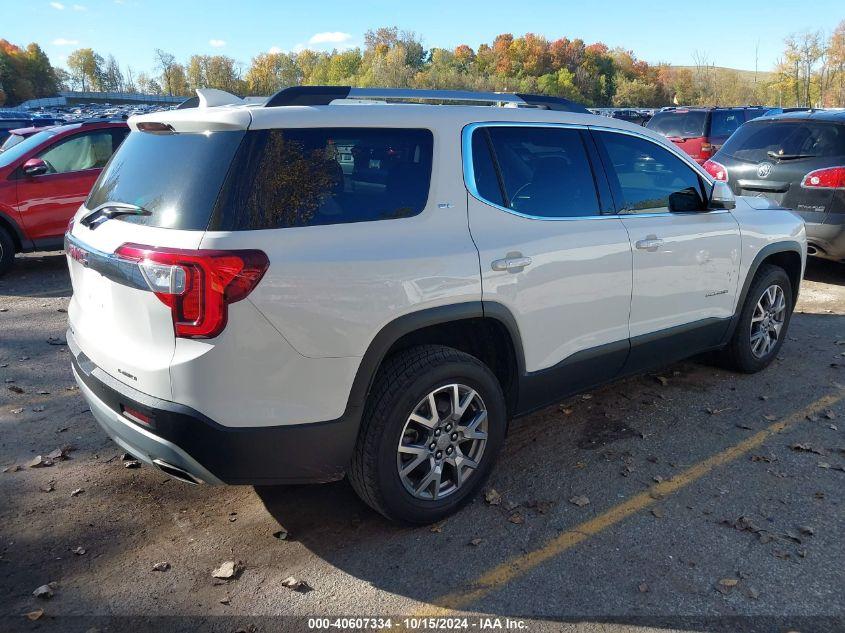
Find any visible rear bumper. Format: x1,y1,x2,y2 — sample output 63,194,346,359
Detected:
70,331,360,485
802,214,845,261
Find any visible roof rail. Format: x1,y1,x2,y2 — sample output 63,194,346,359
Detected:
264,86,590,113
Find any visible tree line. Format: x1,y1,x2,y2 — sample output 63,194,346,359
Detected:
2,24,844,108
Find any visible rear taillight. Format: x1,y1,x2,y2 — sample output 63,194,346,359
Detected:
801,166,845,190
703,159,729,182
700,143,715,159
115,244,269,339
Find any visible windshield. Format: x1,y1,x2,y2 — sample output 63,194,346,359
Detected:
86,129,246,230
646,111,707,138
0,130,56,168
719,120,845,162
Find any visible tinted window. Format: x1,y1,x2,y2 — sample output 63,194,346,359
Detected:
470,130,504,207
597,132,705,213
38,130,119,174
87,130,246,230
719,120,845,163
214,128,433,230
646,110,707,139
710,109,745,138
474,126,599,218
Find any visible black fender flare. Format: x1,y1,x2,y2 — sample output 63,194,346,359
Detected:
722,240,804,345
0,207,30,252
344,301,527,414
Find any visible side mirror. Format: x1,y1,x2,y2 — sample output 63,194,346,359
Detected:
709,180,736,210
23,158,48,177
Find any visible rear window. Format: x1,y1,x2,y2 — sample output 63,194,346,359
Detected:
87,130,246,230
213,128,433,230
719,120,845,163
646,110,707,138
92,127,434,231
0,129,57,169
646,111,707,139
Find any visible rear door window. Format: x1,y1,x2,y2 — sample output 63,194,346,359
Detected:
213,128,433,230
470,126,600,218
719,120,845,163
596,131,706,213
38,129,121,174
646,111,707,139
710,109,745,138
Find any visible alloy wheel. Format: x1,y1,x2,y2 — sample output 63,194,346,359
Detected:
396,384,488,500
749,284,786,359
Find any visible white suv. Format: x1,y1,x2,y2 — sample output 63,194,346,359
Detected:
65,87,806,524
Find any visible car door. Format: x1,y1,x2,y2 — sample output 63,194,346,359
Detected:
591,128,741,370
15,127,126,243
465,123,633,413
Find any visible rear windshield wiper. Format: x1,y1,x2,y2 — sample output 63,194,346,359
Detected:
79,202,151,229
767,151,815,160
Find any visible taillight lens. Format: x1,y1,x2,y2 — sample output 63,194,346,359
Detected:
115,244,269,339
703,159,729,182
801,166,845,190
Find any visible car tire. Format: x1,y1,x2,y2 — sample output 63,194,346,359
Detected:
0,226,15,277
721,265,793,373
349,345,507,524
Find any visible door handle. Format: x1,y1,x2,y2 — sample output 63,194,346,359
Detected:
635,236,664,252
491,255,533,272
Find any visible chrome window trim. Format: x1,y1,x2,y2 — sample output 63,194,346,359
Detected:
460,121,719,222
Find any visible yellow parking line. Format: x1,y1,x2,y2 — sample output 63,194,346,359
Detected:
416,390,845,615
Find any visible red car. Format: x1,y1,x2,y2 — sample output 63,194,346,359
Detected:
0,120,128,275
646,107,767,164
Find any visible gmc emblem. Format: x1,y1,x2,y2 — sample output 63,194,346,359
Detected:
67,243,89,267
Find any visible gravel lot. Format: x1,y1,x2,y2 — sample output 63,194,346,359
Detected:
1,252,844,633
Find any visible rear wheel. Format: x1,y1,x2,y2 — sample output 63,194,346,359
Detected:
721,265,793,373
0,226,15,277
349,345,506,524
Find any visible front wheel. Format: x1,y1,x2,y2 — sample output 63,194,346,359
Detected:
721,265,793,373
349,345,507,524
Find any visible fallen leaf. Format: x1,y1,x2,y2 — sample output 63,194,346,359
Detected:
638,582,649,593
746,587,760,600
653,475,664,483
32,584,54,599
10,408,23,414
651,507,665,519
430,522,445,533
281,576,311,592
212,560,241,580
152,561,170,572
219,597,230,605
791,443,823,455
508,512,524,524
817,462,831,469
272,529,289,541
655,376,669,386
72,547,86,556
70,488,84,497
799,525,815,536
32,406,45,413
47,447,69,461
824,410,836,420
468,538,482,546
40,481,55,493
569,495,590,507
560,407,573,415
124,460,141,469
28,456,54,468
574,461,587,469
484,488,502,506
3,464,21,473
7,385,24,394
581,393,593,400
24,609,44,621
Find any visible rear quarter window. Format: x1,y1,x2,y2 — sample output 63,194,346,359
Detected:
212,128,434,230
